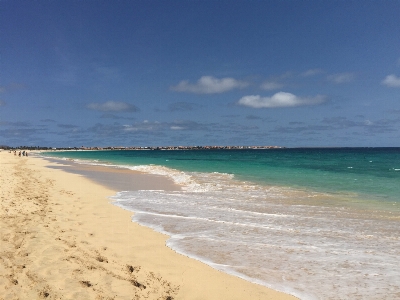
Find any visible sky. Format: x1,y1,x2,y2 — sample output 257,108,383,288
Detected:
1,0,400,148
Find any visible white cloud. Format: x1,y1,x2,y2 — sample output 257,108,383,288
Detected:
327,72,355,83
171,76,248,94
123,121,160,132
301,69,324,77
123,120,208,132
237,92,326,108
381,74,400,87
87,101,139,112
364,120,373,126
260,81,283,90
170,126,184,130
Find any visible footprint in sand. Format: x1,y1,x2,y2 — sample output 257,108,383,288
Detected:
79,280,92,287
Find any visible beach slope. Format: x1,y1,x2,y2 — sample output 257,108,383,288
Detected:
0,152,297,300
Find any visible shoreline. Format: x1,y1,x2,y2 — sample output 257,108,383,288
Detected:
0,151,298,299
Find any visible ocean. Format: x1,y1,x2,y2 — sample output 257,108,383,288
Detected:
42,148,400,300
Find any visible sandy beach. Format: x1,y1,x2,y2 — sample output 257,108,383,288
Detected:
0,151,297,300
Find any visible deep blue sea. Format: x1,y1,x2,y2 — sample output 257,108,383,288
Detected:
43,148,400,300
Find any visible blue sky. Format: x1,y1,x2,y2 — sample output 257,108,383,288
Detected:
1,0,400,147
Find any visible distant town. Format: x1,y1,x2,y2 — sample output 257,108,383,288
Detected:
1,145,284,151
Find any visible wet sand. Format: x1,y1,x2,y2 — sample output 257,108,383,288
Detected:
0,151,298,300
45,159,181,192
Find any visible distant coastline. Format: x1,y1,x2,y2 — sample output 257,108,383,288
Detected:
1,145,285,151
2,145,400,151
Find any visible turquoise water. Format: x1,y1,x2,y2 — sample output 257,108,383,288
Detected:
43,148,400,299
45,148,400,204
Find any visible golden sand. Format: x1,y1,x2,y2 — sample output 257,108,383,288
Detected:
0,152,297,300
